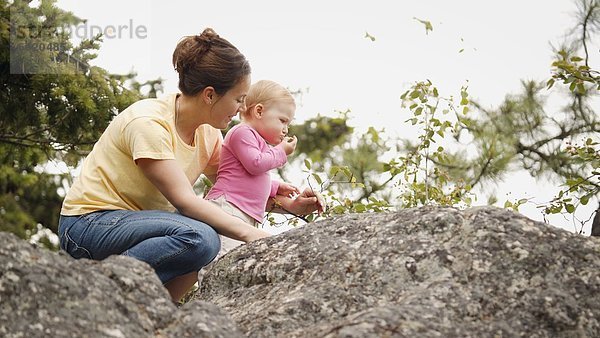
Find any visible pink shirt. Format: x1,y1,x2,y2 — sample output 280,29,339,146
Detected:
205,124,287,222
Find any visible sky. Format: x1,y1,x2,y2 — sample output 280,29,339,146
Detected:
51,0,598,234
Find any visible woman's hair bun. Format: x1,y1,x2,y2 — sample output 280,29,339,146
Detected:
194,28,220,45
172,27,250,96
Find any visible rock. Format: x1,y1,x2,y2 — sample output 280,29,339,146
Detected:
160,301,243,338
3,206,600,337
0,231,242,338
201,206,600,337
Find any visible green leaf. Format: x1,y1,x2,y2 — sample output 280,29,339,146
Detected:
332,206,346,214
565,203,575,213
580,194,590,205
413,17,434,35
364,31,376,42
329,166,340,176
566,178,581,187
312,173,322,185
354,204,367,212
341,167,353,179
304,159,311,170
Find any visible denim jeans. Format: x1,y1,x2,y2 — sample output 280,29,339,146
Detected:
58,210,221,284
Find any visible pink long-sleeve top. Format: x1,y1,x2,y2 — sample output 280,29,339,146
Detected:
205,124,287,222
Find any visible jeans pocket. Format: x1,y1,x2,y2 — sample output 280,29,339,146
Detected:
62,231,92,259
59,215,93,259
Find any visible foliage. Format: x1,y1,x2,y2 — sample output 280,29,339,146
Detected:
0,0,157,247
413,17,433,35
266,81,476,227
544,139,599,215
395,81,474,208
538,1,600,233
540,44,600,232
289,111,354,162
268,0,600,234
548,51,600,92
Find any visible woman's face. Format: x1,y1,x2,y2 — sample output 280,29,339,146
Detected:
210,75,251,129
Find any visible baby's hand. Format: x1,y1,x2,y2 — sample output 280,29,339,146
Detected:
278,182,301,197
279,135,297,155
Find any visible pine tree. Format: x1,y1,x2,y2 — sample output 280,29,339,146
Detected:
0,0,158,246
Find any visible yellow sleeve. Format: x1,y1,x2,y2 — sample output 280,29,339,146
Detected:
122,117,175,161
203,132,223,176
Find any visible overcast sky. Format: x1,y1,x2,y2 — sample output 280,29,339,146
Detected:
53,0,598,234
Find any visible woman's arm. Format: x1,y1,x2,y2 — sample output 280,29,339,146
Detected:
136,158,270,242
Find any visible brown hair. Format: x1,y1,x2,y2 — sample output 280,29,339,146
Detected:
172,28,251,96
242,80,296,119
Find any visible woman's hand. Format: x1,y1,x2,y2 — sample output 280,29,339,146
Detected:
274,187,326,216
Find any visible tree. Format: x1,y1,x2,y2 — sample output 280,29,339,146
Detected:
392,0,600,233
277,0,600,233
0,0,157,246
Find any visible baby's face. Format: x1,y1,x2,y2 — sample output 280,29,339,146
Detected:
257,102,295,145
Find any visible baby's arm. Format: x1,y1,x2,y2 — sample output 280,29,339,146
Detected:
229,127,288,175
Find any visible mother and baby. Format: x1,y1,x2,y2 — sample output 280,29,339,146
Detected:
57,28,325,301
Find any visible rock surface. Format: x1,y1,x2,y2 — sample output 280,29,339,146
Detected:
0,231,242,338
2,206,600,337
201,206,600,337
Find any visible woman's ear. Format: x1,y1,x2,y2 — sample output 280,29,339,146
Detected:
202,86,216,105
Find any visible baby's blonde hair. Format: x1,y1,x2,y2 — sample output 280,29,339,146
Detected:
241,80,296,119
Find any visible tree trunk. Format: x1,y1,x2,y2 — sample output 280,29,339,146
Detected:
591,203,600,237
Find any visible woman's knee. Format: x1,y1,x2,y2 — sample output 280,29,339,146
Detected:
176,222,221,269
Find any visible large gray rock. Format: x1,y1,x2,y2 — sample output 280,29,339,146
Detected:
3,206,600,337
0,231,242,338
201,206,600,337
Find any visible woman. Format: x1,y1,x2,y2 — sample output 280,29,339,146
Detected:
58,28,324,301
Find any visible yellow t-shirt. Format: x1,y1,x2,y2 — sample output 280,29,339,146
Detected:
61,93,222,215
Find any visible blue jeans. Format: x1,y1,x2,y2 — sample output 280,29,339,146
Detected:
58,210,221,284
